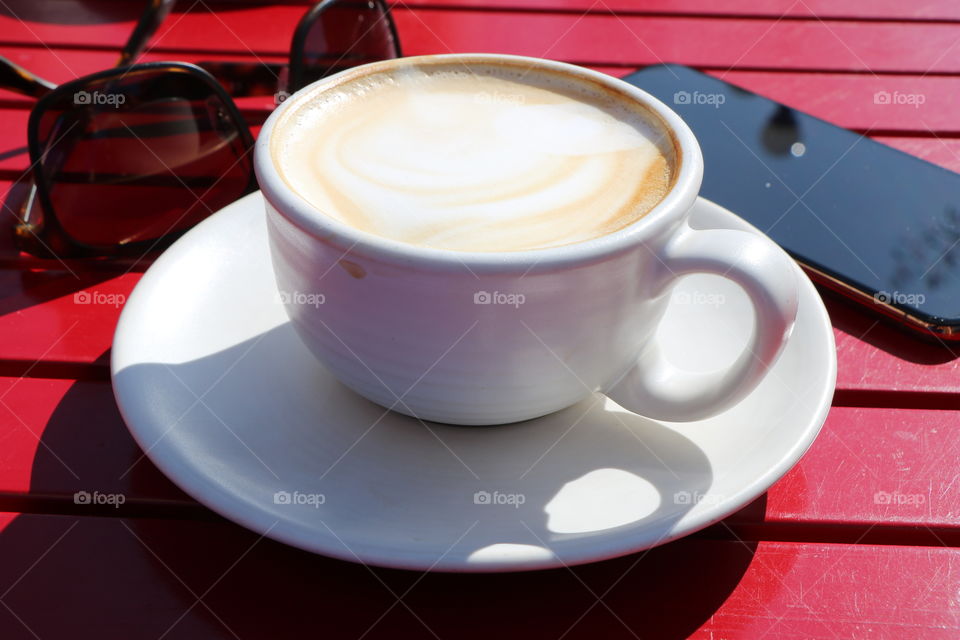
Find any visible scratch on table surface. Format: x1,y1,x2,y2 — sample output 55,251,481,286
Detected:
938,473,960,503
811,473,829,501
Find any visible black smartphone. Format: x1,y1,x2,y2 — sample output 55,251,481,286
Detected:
622,64,960,340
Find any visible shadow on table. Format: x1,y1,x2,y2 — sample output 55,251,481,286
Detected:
821,288,959,365
0,330,770,638
0,145,28,163
0,267,133,315
0,0,298,27
0,504,765,639
0,1,141,26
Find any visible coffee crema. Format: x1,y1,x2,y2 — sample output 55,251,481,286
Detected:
272,64,676,251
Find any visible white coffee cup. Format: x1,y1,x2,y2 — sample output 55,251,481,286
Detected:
255,53,799,426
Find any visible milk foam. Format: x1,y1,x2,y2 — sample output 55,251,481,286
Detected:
273,67,674,251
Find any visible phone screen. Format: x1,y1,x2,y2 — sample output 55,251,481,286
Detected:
622,64,960,328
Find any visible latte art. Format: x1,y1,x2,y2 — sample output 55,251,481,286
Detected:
273,66,675,251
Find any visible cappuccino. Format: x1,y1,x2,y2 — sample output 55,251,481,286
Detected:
272,61,676,251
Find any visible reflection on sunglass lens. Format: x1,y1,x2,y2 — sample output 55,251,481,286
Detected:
296,0,399,90
34,67,252,249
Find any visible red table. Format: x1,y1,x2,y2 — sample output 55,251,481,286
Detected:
2,1,960,637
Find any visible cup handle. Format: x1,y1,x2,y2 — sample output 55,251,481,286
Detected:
606,224,800,421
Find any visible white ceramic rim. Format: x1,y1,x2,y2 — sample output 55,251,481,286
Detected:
254,53,704,273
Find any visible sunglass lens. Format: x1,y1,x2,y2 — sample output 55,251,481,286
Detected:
295,0,400,90
32,66,252,249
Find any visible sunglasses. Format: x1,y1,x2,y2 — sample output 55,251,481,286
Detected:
2,0,401,258
204,0,403,101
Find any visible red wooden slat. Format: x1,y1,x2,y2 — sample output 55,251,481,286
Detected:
393,10,960,73
8,0,960,27
0,378,189,503
6,4,960,73
406,0,960,21
0,1,303,55
0,111,31,175
826,293,960,395
762,406,960,528
706,70,960,135
0,269,137,369
0,512,958,638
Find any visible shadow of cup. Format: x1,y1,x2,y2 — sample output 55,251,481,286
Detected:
112,321,716,569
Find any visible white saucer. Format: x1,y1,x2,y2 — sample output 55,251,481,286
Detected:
112,192,836,572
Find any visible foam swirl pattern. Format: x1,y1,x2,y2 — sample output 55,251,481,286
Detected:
274,69,674,251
